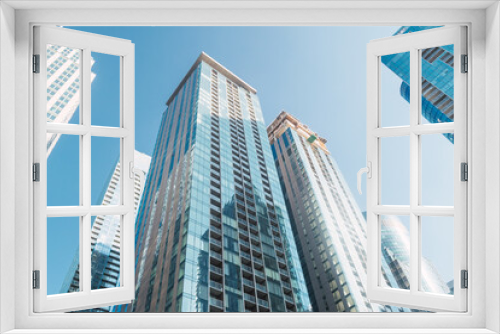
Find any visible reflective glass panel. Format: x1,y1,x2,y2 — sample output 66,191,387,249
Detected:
47,134,80,206
380,52,410,127
420,216,454,295
47,216,80,295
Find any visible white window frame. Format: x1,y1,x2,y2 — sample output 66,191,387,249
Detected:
365,26,467,312
33,26,136,312
0,1,498,333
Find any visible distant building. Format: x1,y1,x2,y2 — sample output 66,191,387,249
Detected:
381,26,454,143
268,111,406,312
60,151,151,312
381,216,451,295
124,53,311,313
46,45,96,156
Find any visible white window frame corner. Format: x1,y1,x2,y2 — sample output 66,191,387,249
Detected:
0,2,497,334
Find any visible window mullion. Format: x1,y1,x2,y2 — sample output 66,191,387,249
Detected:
81,47,92,294
409,47,420,294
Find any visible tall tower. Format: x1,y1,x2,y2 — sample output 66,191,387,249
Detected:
267,112,406,312
45,45,96,156
60,150,151,312
381,216,451,295
381,26,454,143
129,53,311,313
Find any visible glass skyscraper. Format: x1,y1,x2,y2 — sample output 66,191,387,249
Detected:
268,112,407,312
60,150,151,312
127,53,311,313
381,216,451,295
381,26,454,143
46,45,96,156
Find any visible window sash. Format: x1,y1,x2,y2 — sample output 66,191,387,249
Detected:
366,26,468,312
33,26,136,313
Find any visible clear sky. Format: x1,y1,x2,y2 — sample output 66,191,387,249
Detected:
47,26,454,300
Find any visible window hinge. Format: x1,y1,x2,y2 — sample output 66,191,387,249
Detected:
461,269,468,289
461,162,468,182
33,163,40,182
33,270,40,289
461,54,468,73
33,54,40,73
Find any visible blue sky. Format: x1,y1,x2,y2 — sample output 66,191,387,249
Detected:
47,26,454,299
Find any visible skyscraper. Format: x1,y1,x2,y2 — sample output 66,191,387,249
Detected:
128,53,311,313
380,216,451,295
60,150,151,312
268,112,406,312
381,26,454,143
46,45,96,156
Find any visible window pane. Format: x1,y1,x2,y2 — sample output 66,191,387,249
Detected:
91,215,121,291
380,52,410,127
46,44,81,127
91,136,121,206
48,216,80,295
420,45,454,128
91,52,121,127
420,216,454,295
421,133,454,206
380,215,410,290
381,136,409,205
47,134,80,206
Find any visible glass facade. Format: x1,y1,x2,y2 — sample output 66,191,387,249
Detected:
268,112,407,312
381,26,455,143
45,45,96,155
124,53,311,313
381,216,451,295
60,150,151,312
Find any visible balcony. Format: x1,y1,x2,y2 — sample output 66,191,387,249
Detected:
244,293,256,306
256,282,267,294
209,280,223,296
254,269,265,281
238,220,248,230
251,248,262,258
284,293,294,306
249,233,260,245
253,257,263,269
210,225,222,239
241,264,253,275
282,281,292,292
210,265,223,281
210,204,221,216
257,298,270,311
210,251,223,265
275,245,285,256
279,268,289,279
249,225,259,235
240,251,252,262
209,297,224,312
210,215,222,227
239,239,250,251
210,238,222,252
277,256,287,268
239,229,249,239
243,278,255,292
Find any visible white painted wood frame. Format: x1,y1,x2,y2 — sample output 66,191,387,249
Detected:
366,26,467,312
33,26,135,313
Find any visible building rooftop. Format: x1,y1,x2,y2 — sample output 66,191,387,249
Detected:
267,111,328,152
166,52,257,106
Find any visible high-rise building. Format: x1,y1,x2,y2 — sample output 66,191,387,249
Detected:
381,26,454,143
127,53,311,313
60,150,151,312
380,216,451,295
268,112,406,312
46,45,96,156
